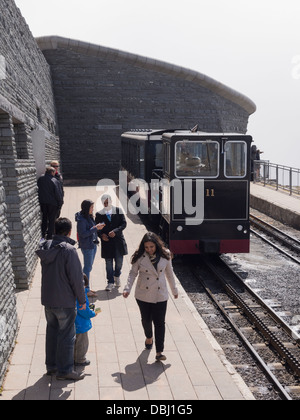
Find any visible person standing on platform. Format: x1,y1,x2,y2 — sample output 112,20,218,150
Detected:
251,145,264,181
50,160,63,185
37,166,64,239
36,217,86,381
95,194,128,292
50,160,64,217
75,199,105,297
123,232,178,362
74,274,100,367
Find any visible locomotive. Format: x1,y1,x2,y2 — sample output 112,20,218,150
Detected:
121,129,252,254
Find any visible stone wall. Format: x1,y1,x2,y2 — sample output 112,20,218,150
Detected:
0,0,59,288
0,164,17,387
38,37,256,182
0,0,59,386
0,2,57,134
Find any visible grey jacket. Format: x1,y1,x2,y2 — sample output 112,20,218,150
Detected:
36,235,86,308
124,253,178,304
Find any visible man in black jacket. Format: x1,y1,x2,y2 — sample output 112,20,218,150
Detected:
37,166,64,239
95,194,128,292
36,218,86,381
50,160,64,217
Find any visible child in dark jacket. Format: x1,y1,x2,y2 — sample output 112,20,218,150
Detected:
74,275,100,366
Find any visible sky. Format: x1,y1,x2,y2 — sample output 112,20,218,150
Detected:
14,0,300,169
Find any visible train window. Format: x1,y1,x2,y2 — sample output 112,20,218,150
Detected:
175,141,219,178
139,145,145,179
164,143,170,174
130,143,138,177
154,143,163,168
149,142,164,170
224,141,247,178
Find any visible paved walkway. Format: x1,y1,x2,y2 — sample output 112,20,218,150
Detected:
0,185,254,400
250,183,300,229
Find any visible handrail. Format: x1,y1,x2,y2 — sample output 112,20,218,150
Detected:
253,161,300,197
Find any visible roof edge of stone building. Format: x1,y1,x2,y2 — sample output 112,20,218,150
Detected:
36,35,256,115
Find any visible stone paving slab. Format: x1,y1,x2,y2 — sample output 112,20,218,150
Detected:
0,185,254,401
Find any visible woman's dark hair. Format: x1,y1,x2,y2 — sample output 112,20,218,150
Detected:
80,199,94,219
131,232,171,264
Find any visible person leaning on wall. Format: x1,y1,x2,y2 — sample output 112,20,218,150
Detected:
50,160,64,217
37,166,64,239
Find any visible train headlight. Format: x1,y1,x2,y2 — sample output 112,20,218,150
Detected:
177,226,183,232
237,225,243,231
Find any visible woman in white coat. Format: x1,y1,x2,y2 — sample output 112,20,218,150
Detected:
123,232,178,361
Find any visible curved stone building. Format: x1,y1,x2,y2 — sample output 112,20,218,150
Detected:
37,36,256,181
0,0,255,386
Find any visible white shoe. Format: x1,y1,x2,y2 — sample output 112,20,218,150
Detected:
114,277,121,288
105,283,114,292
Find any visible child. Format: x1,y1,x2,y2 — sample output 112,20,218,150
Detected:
74,274,100,366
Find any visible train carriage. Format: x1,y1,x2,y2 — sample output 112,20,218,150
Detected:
121,129,252,255
121,129,171,183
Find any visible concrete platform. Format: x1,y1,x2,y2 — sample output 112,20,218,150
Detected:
250,183,300,230
0,185,254,401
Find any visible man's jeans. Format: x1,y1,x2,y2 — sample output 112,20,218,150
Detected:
105,251,123,284
45,307,76,375
81,245,97,281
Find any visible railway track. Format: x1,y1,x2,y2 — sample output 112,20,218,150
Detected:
250,214,300,264
178,254,300,400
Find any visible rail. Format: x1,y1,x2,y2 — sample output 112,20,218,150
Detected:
253,161,300,196
191,255,300,400
250,213,300,264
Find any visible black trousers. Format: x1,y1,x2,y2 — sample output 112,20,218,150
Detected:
136,299,168,353
40,203,58,239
